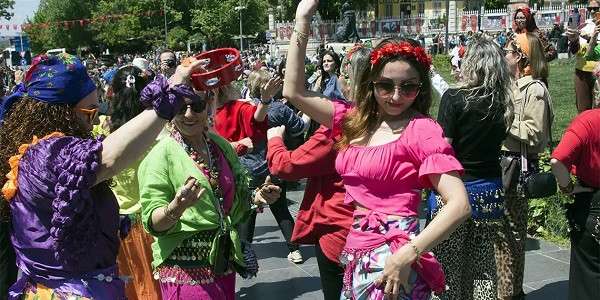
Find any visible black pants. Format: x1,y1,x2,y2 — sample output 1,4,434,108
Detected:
566,190,600,300
315,244,344,300
239,177,298,252
0,220,17,300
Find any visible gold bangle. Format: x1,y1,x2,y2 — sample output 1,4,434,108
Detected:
293,28,310,46
294,28,309,39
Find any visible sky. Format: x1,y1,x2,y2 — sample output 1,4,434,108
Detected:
4,0,40,36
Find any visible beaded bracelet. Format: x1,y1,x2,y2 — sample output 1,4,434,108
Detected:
408,241,422,266
293,28,310,46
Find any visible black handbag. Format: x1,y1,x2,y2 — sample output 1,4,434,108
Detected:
212,229,232,276
210,193,231,276
518,80,557,199
523,171,557,198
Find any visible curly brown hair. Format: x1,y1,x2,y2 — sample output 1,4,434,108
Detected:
0,96,90,219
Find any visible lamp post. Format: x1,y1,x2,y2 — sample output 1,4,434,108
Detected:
234,5,247,52
163,0,168,46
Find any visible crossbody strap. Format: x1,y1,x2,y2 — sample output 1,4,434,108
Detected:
519,79,552,173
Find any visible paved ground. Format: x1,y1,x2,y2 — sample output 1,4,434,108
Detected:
235,183,571,300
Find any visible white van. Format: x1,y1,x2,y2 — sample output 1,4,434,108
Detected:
46,48,67,56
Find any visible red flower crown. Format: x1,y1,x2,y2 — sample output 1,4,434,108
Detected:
370,42,432,70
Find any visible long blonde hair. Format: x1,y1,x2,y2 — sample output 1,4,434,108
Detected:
247,69,271,99
457,35,514,128
338,39,432,148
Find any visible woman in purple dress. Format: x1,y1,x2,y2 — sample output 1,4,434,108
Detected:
0,53,205,299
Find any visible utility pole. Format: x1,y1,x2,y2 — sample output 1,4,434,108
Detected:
163,0,168,46
445,0,450,53
235,4,247,52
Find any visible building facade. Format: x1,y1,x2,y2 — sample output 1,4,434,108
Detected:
375,0,468,19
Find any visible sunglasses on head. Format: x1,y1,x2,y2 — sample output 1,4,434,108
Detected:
372,80,422,99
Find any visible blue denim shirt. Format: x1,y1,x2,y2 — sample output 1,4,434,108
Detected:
239,99,306,181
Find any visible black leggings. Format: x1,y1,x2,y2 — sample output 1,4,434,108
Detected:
238,178,298,252
315,244,344,300
0,220,17,300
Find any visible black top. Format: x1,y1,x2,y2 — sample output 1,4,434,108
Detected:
437,88,508,180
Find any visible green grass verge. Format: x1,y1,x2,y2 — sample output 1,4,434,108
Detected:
431,55,577,244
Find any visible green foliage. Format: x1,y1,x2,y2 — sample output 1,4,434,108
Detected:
91,0,163,52
167,26,189,51
484,0,509,9
272,0,372,22
24,0,98,53
528,150,572,244
25,0,271,53
191,0,269,48
0,0,14,20
305,63,316,78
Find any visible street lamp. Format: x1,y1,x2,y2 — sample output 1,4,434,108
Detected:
234,5,247,52
276,5,283,22
163,0,168,46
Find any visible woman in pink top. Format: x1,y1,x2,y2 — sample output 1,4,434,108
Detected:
282,1,471,299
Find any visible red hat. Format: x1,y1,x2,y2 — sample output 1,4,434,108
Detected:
190,48,243,91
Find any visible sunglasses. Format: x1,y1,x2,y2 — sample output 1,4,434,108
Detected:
589,7,600,12
77,107,99,123
372,81,422,99
162,59,176,68
178,101,207,115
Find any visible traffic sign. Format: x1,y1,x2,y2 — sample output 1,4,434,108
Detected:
21,58,27,66
10,36,30,52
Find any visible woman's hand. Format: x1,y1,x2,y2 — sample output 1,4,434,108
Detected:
295,0,319,22
374,245,417,299
169,57,207,87
169,177,206,215
253,176,282,206
267,125,286,140
261,76,283,102
237,137,254,153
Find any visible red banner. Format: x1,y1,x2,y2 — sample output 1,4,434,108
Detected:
16,9,163,31
470,15,478,32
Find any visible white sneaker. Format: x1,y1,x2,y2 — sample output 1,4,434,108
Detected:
287,250,303,264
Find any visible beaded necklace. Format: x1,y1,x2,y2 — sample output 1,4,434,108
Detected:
170,128,227,230
183,136,225,207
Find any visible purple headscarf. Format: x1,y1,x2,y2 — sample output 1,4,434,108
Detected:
0,53,96,122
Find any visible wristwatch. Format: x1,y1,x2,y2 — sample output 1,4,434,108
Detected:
260,97,274,105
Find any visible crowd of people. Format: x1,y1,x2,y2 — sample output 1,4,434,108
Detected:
0,0,598,300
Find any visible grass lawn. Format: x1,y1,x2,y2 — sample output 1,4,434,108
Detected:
431,55,580,244
431,55,579,140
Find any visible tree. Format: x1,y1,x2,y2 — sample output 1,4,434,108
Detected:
24,0,98,53
0,0,14,20
191,0,269,48
485,0,509,9
91,0,164,53
270,0,372,21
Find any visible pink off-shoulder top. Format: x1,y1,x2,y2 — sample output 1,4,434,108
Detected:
331,101,464,217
